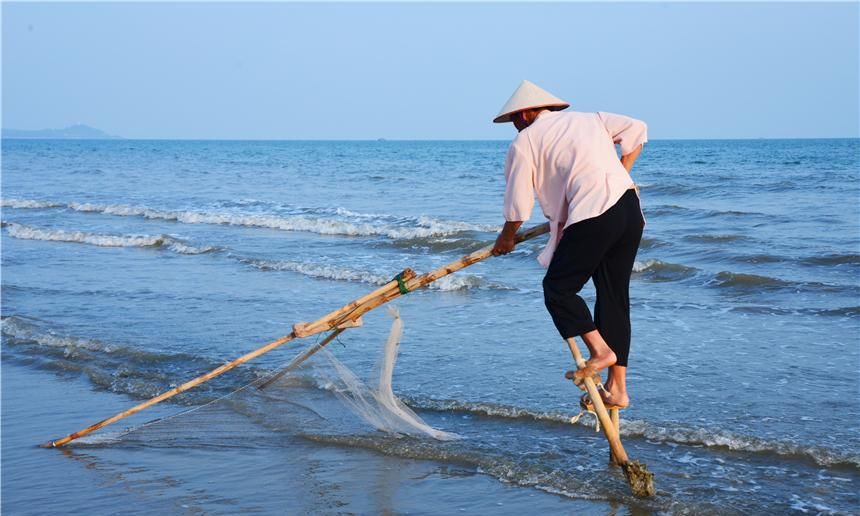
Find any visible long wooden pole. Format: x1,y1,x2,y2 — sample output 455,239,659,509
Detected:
263,223,552,388
292,269,416,338
41,332,296,448
405,222,551,293
41,272,411,448
291,222,550,338
42,223,550,448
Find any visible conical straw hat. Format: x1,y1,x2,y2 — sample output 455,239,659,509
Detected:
493,80,570,123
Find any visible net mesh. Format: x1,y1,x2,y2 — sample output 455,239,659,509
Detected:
75,305,458,446
320,306,458,441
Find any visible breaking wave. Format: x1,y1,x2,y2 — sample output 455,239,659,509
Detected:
239,257,509,291
0,316,237,403
400,396,860,470
1,198,64,209
1,218,505,290
0,316,307,406
387,236,490,253
0,197,497,240
2,222,218,255
618,419,860,470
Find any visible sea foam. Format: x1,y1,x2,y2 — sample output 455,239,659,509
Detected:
2,222,217,254
241,257,507,291
0,198,64,209
399,395,860,469
1,197,497,240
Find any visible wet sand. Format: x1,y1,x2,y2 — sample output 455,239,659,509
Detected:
2,361,614,515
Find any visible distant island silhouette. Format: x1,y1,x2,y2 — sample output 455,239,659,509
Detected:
2,124,119,139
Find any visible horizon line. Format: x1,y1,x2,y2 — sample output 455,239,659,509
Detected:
3,136,859,142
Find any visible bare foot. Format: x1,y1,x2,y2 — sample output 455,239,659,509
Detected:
600,368,630,408
585,349,617,372
582,389,630,409
600,388,629,409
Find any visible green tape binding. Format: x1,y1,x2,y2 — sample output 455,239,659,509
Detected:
394,272,410,295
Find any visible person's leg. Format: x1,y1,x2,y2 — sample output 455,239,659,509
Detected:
573,330,616,371
544,210,624,372
591,190,643,406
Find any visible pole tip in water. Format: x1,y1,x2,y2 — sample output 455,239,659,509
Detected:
623,460,656,497
39,441,57,449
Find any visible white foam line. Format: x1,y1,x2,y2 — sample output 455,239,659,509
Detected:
1,197,498,240
2,222,216,254
1,317,118,352
398,396,860,469
0,199,64,209
243,258,501,291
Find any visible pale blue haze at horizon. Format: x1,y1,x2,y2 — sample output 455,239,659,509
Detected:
2,2,858,140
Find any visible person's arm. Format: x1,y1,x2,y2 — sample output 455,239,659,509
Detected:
620,144,642,173
492,220,523,256
597,112,648,166
494,139,534,256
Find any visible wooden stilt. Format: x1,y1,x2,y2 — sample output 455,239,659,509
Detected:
609,408,621,465
42,223,550,448
566,338,655,497
566,339,630,464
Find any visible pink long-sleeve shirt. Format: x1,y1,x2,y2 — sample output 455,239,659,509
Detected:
503,110,648,267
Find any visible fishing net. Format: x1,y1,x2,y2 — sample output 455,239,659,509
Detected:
75,305,457,446
320,306,458,441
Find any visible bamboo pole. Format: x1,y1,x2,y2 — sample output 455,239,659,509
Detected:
42,223,550,448
405,221,550,293
41,332,297,448
291,223,550,339
293,270,416,338
41,272,412,448
609,408,621,465
566,338,655,497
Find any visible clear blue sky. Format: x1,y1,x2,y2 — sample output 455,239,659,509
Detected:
3,2,858,139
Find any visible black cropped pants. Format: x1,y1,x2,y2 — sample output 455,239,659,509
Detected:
542,189,643,367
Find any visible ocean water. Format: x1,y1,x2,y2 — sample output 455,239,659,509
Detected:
2,138,858,514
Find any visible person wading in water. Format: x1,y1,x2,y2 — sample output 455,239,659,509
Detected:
491,80,647,410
